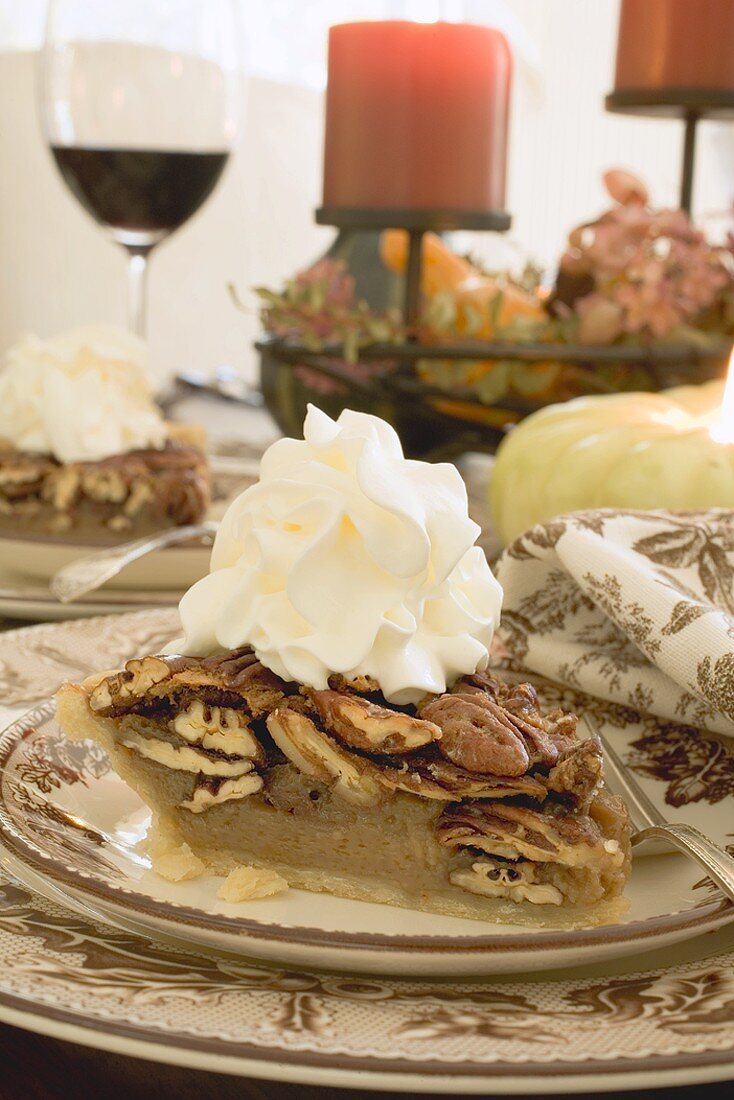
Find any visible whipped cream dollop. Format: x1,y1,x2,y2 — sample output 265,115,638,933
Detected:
0,326,168,463
176,406,503,703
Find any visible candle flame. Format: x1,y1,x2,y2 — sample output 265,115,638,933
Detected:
710,347,734,444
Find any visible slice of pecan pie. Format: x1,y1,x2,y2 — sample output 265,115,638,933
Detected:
0,423,210,542
57,649,631,928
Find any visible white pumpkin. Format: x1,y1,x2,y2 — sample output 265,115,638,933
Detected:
490,379,733,544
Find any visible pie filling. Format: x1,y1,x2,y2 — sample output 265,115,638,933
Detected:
57,649,631,925
0,435,209,540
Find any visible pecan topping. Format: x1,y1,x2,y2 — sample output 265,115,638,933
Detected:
84,648,611,818
266,705,383,805
90,656,172,712
377,755,547,802
89,649,286,718
308,690,440,755
436,798,626,868
421,693,530,776
172,700,265,763
453,673,576,766
327,672,381,695
450,860,563,906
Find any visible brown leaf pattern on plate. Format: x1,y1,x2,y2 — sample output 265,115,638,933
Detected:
0,608,180,706
626,724,734,807
562,972,734,1034
0,872,732,1072
16,732,109,794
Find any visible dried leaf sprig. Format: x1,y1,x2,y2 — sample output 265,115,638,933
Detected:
256,259,404,364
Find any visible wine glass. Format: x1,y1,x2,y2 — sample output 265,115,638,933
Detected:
40,0,243,338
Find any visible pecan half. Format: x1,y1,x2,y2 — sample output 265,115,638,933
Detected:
89,649,286,718
453,675,575,766
378,755,547,802
266,705,383,805
436,799,613,866
421,693,530,777
450,860,563,906
308,689,440,755
90,656,172,712
172,700,265,763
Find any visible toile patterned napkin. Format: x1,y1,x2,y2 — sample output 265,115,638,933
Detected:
495,509,734,738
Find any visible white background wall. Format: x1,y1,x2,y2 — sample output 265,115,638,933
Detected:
0,0,733,384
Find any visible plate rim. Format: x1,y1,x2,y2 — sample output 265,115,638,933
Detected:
1,858,734,1091
0,531,207,553
0,700,732,957
1,987,734,1093
0,584,179,610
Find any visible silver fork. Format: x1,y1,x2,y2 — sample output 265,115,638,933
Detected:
50,521,218,603
585,716,734,906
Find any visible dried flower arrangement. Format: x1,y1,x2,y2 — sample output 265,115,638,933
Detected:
255,170,733,419
553,170,734,345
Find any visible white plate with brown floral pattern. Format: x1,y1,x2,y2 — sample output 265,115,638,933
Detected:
0,609,732,982
0,864,732,1093
0,710,732,978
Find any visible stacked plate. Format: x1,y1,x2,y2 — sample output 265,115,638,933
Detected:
0,609,731,1091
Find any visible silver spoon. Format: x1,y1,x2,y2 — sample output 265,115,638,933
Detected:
50,521,218,604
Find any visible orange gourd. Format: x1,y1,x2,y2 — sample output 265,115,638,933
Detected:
380,229,544,336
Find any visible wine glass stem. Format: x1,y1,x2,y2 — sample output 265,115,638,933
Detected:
126,247,151,339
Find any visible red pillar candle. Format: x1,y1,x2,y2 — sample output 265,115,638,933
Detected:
322,21,511,215
614,0,734,92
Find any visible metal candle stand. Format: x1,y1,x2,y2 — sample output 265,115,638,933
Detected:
605,88,734,214
256,201,730,459
315,205,512,329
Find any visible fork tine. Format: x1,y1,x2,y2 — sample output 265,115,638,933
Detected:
583,715,666,831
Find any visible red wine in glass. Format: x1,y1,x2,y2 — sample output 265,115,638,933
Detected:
41,1,242,338
50,147,230,237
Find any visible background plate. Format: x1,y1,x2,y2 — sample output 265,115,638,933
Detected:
0,455,257,592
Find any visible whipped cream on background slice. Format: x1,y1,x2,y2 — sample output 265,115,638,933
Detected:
176,405,503,703
0,326,168,463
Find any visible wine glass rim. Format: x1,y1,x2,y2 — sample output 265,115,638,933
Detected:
38,0,245,146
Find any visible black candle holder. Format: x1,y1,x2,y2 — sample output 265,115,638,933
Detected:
605,88,734,214
256,334,729,460
315,205,511,328
256,202,730,459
